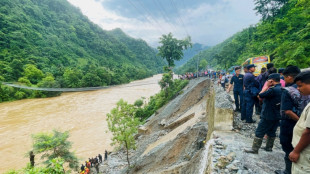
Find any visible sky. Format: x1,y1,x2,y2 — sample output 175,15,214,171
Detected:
67,0,261,47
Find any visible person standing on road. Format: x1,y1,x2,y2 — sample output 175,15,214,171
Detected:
289,71,310,173
227,66,244,113
243,64,259,123
276,65,301,174
244,73,282,154
220,73,227,90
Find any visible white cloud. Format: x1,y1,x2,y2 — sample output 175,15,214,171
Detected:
67,0,261,47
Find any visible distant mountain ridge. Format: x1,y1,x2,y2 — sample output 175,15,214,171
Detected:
174,43,210,67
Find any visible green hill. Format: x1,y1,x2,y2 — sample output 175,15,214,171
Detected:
178,0,310,73
0,0,166,101
174,43,210,68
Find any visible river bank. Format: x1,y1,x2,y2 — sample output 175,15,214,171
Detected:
0,75,162,173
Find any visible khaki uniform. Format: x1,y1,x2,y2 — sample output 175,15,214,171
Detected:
292,103,310,173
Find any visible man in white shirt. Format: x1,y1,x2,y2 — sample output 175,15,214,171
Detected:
289,71,310,173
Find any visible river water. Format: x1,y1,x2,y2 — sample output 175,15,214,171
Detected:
0,74,162,173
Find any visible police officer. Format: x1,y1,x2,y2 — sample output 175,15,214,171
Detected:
275,66,301,174
227,66,244,113
245,73,282,154
243,64,259,123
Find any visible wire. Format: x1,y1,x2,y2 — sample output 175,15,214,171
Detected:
126,0,164,36
136,0,169,34
151,0,178,34
169,0,190,36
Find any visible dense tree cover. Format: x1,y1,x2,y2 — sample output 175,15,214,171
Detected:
157,33,192,67
178,0,310,72
0,0,165,102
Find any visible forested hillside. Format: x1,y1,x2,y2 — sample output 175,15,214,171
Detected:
178,0,310,73
174,43,209,67
0,0,166,102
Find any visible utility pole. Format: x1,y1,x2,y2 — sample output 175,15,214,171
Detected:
195,48,202,77
197,55,200,74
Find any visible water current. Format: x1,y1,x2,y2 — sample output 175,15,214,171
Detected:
0,74,162,173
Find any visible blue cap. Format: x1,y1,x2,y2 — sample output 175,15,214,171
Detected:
278,68,285,73
247,64,256,69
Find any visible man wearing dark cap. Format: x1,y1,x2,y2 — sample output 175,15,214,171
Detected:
245,73,282,153
242,64,259,123
275,65,301,174
227,66,244,112
257,63,274,89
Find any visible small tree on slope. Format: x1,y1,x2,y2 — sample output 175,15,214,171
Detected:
107,99,142,166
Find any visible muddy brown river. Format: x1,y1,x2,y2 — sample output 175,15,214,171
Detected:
0,75,162,173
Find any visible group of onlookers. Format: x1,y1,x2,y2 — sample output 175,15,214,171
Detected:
179,70,225,80
80,150,108,174
226,63,310,174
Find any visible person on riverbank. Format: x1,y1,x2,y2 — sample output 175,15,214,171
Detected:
81,164,85,171
289,71,310,173
105,150,108,161
276,65,301,174
29,151,35,167
98,154,102,163
95,161,99,173
227,66,244,112
244,73,282,154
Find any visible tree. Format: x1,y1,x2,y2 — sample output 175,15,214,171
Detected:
107,99,142,166
254,0,289,21
22,64,44,84
31,130,79,171
4,157,65,174
157,33,192,67
158,71,174,97
199,59,208,70
36,74,61,97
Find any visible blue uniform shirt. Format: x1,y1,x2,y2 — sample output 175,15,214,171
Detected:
259,84,282,120
230,74,244,91
243,72,258,89
281,83,298,116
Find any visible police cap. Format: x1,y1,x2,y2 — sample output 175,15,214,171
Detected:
267,73,280,81
247,64,256,69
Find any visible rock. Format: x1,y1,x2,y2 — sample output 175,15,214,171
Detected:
216,156,230,169
227,164,239,171
226,152,236,162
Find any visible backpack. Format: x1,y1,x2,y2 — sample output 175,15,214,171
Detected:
280,86,310,119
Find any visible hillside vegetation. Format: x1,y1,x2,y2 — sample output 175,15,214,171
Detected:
0,0,166,102
174,43,209,68
178,0,310,73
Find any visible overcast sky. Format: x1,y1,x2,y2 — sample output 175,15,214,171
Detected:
67,0,261,47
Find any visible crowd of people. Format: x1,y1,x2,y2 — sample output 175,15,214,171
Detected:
178,70,225,80
80,150,108,174
224,63,310,174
